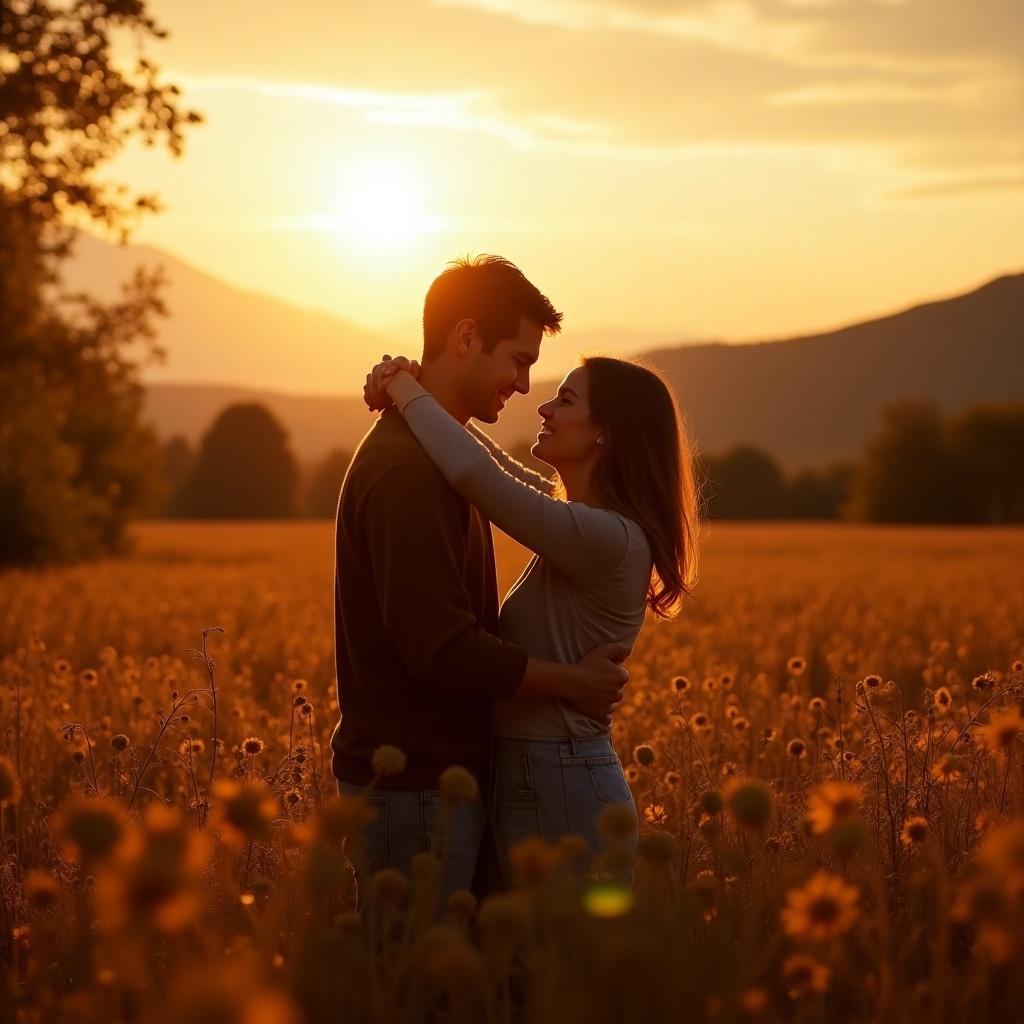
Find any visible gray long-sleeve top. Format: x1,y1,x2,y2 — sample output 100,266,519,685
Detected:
397,391,653,739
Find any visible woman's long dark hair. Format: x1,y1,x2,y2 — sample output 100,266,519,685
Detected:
582,356,701,618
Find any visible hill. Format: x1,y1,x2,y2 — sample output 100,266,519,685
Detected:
143,272,1023,469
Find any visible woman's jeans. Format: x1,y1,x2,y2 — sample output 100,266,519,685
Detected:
337,780,486,911
491,733,638,883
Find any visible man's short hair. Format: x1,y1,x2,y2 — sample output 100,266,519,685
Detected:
422,254,562,360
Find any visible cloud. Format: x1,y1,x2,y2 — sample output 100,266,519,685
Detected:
881,171,1024,201
165,1,1023,184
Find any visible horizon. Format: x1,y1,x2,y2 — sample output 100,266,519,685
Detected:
96,0,1022,388
79,232,1022,398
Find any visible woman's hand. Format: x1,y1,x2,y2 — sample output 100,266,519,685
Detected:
363,355,421,412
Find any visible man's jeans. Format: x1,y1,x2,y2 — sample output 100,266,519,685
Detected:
338,780,486,911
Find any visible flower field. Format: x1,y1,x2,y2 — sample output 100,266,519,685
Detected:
1,521,1022,1023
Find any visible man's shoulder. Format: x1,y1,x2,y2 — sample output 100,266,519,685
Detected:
344,411,458,502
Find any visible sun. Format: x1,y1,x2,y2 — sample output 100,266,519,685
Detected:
335,156,435,251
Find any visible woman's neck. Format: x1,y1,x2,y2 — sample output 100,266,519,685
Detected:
557,462,603,507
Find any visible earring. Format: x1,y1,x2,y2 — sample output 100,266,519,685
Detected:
596,437,606,446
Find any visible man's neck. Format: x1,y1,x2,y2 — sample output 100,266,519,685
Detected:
415,361,471,425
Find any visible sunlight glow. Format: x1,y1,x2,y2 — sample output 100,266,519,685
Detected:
333,157,437,251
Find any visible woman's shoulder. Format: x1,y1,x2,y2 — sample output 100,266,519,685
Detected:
562,504,652,577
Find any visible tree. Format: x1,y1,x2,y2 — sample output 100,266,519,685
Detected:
700,445,787,519
949,403,1024,523
785,463,856,520
842,399,972,523
303,448,352,519
177,404,298,519
157,435,194,517
0,0,201,566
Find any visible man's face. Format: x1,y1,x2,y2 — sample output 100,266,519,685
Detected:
463,316,544,423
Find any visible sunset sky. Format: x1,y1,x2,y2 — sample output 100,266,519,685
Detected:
109,0,1023,378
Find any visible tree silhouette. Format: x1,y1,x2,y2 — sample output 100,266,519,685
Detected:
700,445,787,519
843,399,970,523
303,448,352,519
178,404,298,519
158,435,194,517
0,0,201,565
949,403,1024,523
785,463,856,519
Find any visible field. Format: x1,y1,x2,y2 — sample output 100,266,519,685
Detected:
1,521,1023,1023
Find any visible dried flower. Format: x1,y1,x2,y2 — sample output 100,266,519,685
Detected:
371,745,407,778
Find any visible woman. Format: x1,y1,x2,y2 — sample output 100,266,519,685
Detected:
370,353,700,879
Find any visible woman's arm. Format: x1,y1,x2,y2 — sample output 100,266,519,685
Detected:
386,371,629,585
465,422,557,496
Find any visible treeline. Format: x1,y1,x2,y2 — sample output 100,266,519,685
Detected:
695,399,1024,522
154,396,1023,524
514,397,1024,524
158,404,351,520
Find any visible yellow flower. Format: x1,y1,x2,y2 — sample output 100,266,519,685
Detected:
805,782,862,837
977,707,1024,752
644,803,668,826
52,796,134,865
23,870,61,910
783,954,831,998
210,780,277,847
977,820,1024,898
781,872,860,942
930,753,966,783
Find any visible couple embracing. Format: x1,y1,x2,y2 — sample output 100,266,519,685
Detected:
329,255,700,905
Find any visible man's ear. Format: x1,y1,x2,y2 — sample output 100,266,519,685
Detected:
452,318,479,357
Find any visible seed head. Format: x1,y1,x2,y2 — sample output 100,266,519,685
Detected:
371,745,407,778
633,743,656,767
439,766,479,803
725,779,773,830
901,816,930,846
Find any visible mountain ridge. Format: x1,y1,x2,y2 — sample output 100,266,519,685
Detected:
142,271,1024,469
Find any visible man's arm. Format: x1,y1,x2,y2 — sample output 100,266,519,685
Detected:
364,462,527,697
363,463,628,716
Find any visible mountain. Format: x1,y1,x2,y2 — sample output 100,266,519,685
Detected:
488,272,1024,468
138,271,1023,468
63,233,397,394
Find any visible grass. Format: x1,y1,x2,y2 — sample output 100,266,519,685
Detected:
0,521,1022,1023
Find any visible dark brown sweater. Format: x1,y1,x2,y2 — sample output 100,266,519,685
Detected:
330,408,529,790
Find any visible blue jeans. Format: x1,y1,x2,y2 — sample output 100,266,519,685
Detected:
491,734,638,884
338,780,486,911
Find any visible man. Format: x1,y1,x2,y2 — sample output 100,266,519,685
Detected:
330,255,628,905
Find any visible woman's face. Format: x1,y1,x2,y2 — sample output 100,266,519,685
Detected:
532,366,604,468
